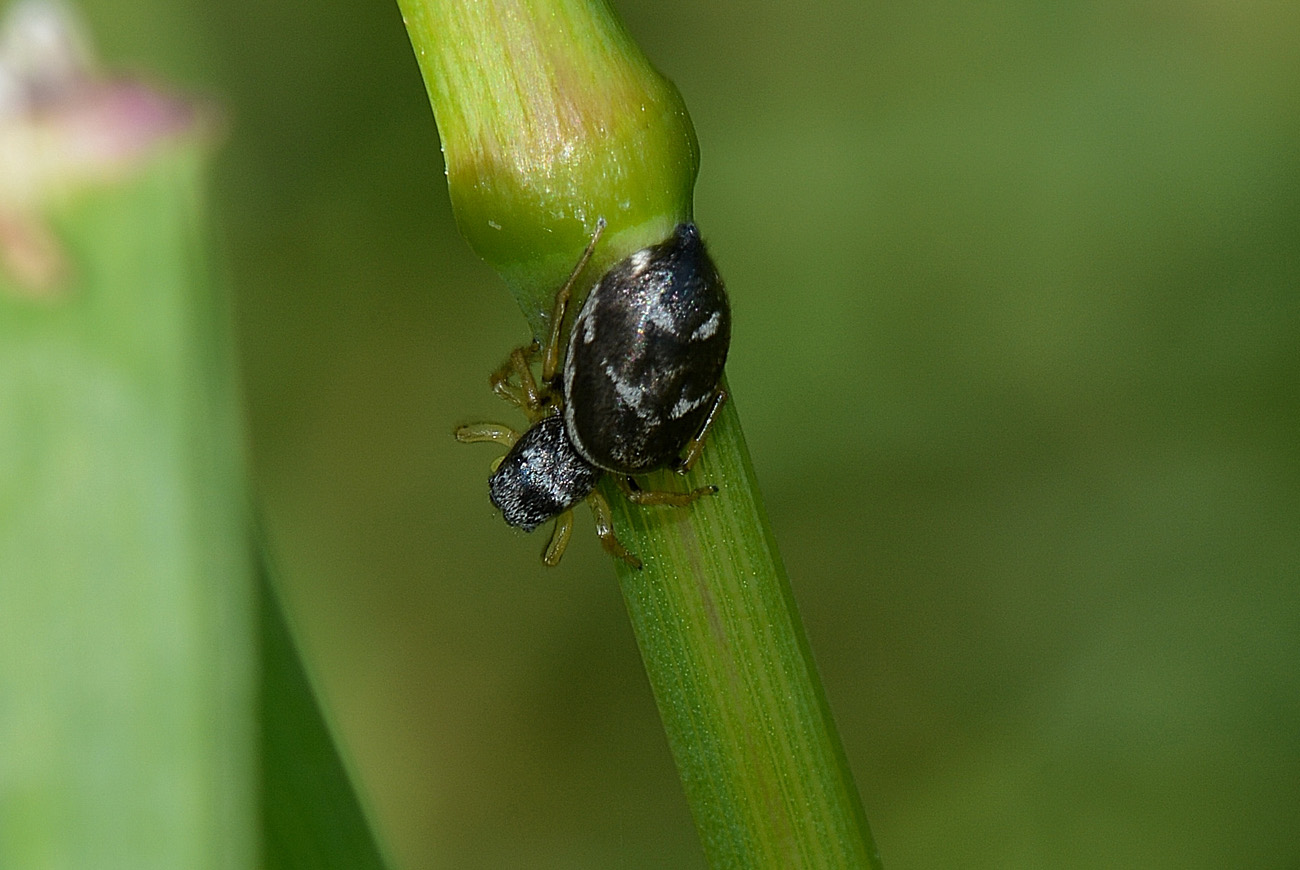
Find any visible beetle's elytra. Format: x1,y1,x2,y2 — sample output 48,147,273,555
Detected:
564,223,730,474
456,219,730,568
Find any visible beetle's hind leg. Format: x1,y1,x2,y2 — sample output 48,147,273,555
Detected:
587,489,642,569
614,474,717,507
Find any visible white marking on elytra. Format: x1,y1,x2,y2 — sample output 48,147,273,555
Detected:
646,305,677,332
582,314,597,344
606,364,651,415
627,249,653,274
670,392,708,420
691,311,721,341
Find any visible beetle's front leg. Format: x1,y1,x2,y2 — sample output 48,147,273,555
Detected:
541,217,606,383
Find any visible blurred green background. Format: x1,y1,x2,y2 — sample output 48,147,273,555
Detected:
78,0,1299,866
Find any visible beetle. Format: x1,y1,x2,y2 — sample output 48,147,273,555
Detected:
456,218,730,568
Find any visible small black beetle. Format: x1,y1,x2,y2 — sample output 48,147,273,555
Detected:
456,219,730,568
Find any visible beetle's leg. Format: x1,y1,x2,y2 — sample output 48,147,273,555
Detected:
454,422,520,450
587,489,642,569
542,217,606,383
675,389,728,474
490,341,542,411
614,474,717,506
543,509,576,566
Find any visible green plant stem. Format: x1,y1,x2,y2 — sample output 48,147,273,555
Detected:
399,1,882,866
397,0,699,334
607,387,882,869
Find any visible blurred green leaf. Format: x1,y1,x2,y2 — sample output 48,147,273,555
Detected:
0,54,388,866
0,143,256,868
260,542,390,870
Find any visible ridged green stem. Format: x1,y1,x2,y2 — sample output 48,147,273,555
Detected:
397,0,698,334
